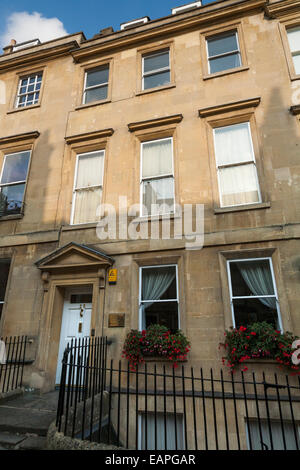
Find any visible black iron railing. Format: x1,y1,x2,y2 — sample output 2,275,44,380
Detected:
0,336,29,394
56,339,300,450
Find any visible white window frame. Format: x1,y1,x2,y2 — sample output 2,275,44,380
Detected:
83,66,109,104
140,137,175,217
70,149,105,225
206,30,241,74
287,26,300,74
226,257,283,331
139,264,180,331
142,49,170,90
15,72,42,108
138,412,185,450
0,150,31,216
213,122,262,208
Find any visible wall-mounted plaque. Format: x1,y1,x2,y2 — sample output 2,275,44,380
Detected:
108,314,125,328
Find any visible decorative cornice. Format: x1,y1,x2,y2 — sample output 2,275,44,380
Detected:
0,41,80,72
0,131,40,147
128,114,183,132
290,104,300,115
265,0,300,18
72,0,267,62
198,97,261,118
65,128,114,145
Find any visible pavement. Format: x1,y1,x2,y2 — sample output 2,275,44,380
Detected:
0,390,59,450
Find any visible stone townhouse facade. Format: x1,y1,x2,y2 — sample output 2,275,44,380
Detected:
0,0,300,423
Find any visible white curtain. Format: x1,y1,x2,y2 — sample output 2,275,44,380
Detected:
140,413,184,450
141,267,176,327
219,164,260,206
287,27,300,74
142,139,173,178
214,123,254,166
287,26,300,53
237,261,277,309
73,187,102,224
74,151,104,224
142,267,176,302
214,123,260,206
0,340,6,364
248,421,299,450
76,152,104,188
143,177,175,214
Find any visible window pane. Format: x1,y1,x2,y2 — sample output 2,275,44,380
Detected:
144,301,179,331
140,413,184,450
144,71,170,89
1,152,30,184
142,266,177,301
143,51,169,73
142,139,173,178
73,187,102,224
287,26,300,52
233,298,278,328
0,184,25,215
248,421,299,450
84,85,108,103
142,177,175,215
209,52,241,73
292,53,300,74
219,163,260,206
76,152,104,189
230,260,275,297
207,32,238,57
86,66,109,88
214,123,254,166
0,260,10,302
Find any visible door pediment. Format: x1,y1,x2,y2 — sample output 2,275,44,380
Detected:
36,242,114,272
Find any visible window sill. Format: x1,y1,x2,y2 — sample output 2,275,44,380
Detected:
75,99,111,111
203,66,249,80
214,202,271,214
135,83,176,96
132,212,181,224
62,222,99,231
7,104,41,114
0,214,23,222
143,356,187,363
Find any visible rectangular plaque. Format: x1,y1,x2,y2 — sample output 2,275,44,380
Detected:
108,269,118,284
108,314,125,328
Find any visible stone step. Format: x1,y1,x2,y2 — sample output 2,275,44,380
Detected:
16,435,47,450
0,432,27,449
0,432,47,450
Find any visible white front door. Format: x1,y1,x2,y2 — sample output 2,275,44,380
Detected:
56,288,92,384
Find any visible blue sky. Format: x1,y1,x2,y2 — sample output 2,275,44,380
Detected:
0,0,218,48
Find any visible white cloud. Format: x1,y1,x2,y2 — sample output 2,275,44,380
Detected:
0,11,68,48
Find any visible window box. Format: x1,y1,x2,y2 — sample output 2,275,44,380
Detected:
220,322,300,374
122,324,190,371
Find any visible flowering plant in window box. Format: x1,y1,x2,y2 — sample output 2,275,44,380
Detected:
122,324,191,371
220,321,300,374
